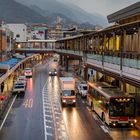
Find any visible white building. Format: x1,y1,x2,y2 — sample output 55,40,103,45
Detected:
7,24,27,42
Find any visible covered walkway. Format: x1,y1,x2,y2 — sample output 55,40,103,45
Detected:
0,58,21,69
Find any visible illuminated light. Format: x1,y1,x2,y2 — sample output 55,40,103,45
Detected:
115,98,130,102
73,100,76,102
131,123,134,126
134,119,137,123
98,100,102,103
63,100,66,103
113,123,116,126
18,44,21,48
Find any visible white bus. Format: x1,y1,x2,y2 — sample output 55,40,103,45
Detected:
87,81,137,127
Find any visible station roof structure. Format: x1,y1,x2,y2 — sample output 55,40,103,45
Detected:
0,58,21,69
107,1,140,23
27,39,56,43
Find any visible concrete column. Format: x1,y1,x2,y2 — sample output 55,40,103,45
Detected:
123,30,127,52
120,30,124,71
113,33,116,52
83,66,88,81
60,55,62,65
65,56,69,72
138,27,140,54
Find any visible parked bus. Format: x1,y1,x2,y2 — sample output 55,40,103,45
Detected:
87,81,137,127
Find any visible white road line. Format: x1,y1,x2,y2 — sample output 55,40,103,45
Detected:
46,120,53,123
55,112,61,115
46,126,53,129
82,100,85,104
45,110,52,113
100,125,109,133
42,82,48,140
86,106,91,111
45,114,52,118
0,95,17,131
43,78,69,140
46,132,53,136
92,114,99,121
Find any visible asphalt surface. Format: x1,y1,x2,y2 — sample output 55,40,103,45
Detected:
0,60,121,140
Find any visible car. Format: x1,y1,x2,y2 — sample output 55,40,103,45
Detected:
49,69,57,76
17,76,27,87
78,81,87,98
0,95,7,101
24,68,32,77
12,81,26,94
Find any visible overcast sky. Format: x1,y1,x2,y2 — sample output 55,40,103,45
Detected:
58,0,139,17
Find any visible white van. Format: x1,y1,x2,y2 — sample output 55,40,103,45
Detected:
78,81,87,98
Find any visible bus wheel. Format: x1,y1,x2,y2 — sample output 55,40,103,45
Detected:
101,112,105,122
91,102,94,111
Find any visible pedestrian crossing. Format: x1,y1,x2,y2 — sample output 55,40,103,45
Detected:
42,78,68,140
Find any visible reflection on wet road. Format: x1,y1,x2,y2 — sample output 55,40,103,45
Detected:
42,76,68,140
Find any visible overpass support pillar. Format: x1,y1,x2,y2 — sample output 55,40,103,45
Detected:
84,66,88,81
64,56,69,71
65,56,69,72
60,55,62,65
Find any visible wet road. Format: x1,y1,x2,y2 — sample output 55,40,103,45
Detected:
62,97,111,140
0,61,138,140
0,63,47,140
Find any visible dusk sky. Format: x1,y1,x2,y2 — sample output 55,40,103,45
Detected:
58,0,139,17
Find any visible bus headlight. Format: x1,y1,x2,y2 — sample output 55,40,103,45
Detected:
113,123,116,126
63,100,66,103
73,100,76,102
130,123,134,126
134,119,137,123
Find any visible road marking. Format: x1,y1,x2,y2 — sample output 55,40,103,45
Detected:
46,126,53,129
42,78,69,140
0,95,17,131
45,115,52,118
46,132,53,136
23,98,33,108
46,120,53,123
82,100,85,104
100,125,109,133
45,110,52,113
92,114,99,121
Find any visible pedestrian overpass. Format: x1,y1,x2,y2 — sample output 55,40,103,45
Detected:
14,39,83,58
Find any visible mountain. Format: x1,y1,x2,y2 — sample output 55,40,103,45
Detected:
15,0,108,26
0,0,47,23
29,5,78,26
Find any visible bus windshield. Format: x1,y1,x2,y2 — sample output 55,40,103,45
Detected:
82,86,87,90
62,90,75,96
109,98,135,117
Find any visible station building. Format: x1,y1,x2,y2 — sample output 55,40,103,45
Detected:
55,1,140,112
